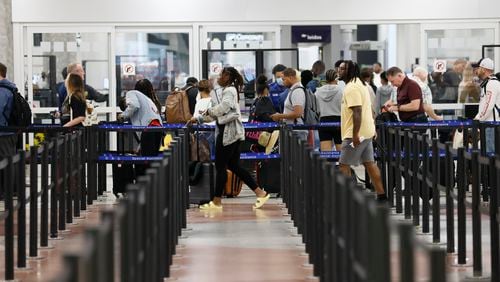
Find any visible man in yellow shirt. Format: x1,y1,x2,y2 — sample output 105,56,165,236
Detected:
338,60,386,201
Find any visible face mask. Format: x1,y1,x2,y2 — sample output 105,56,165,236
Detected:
276,77,284,86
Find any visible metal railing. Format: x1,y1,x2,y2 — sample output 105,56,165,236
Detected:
280,127,447,282
51,132,188,282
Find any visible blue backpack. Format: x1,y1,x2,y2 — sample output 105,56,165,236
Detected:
0,85,32,127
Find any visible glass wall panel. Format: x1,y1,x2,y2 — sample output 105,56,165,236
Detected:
28,32,110,111
115,32,190,106
426,28,495,104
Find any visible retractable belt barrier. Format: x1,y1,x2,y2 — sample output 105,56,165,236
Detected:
377,119,500,281
50,134,188,282
0,127,86,281
279,127,447,282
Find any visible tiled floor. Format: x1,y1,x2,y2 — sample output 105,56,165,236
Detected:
168,192,316,282
0,184,497,281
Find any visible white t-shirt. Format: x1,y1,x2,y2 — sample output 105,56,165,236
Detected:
194,97,215,125
475,77,500,121
284,83,306,124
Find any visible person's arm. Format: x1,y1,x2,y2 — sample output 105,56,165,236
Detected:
390,98,421,112
476,83,499,121
85,84,108,102
351,106,362,147
271,89,304,122
63,116,85,127
423,104,443,120
270,105,303,121
121,92,140,120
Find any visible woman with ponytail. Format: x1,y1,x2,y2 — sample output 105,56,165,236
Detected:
190,67,270,210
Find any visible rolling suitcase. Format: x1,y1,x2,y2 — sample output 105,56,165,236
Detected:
189,162,215,205
224,170,243,198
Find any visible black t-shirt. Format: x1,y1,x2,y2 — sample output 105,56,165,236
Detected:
69,96,86,126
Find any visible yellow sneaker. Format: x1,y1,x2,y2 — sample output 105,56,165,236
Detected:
253,193,270,209
199,201,223,210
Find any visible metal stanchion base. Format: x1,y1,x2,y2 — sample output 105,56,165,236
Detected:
49,235,64,240
290,234,302,237
450,257,472,267
429,241,447,247
39,244,55,250
0,278,21,282
182,227,193,231
305,276,319,281
15,266,33,272
179,235,188,239
176,244,186,249
298,252,309,257
28,256,46,261
462,275,491,282
58,229,71,234
164,277,178,281
169,265,181,270
301,263,313,269
172,254,183,258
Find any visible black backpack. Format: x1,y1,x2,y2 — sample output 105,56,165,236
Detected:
0,85,32,127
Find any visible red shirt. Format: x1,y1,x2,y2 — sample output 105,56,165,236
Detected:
397,77,424,121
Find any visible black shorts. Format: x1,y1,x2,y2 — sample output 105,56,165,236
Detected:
318,116,341,143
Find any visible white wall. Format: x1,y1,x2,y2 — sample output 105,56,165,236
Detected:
11,0,500,23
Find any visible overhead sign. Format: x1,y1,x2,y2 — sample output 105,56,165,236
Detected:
433,60,447,73
292,26,331,43
121,62,136,76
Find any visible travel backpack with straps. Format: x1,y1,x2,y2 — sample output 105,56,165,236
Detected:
0,84,32,127
287,86,320,125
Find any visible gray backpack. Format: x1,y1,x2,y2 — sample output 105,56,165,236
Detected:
288,86,320,125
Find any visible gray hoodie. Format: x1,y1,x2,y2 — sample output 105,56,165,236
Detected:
374,85,395,115
315,84,343,117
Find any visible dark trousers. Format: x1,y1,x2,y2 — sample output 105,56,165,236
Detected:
214,127,258,198
136,131,163,176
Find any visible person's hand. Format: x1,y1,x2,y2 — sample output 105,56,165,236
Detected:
270,113,281,122
435,115,444,121
116,113,124,122
188,117,198,124
352,135,361,147
383,100,394,108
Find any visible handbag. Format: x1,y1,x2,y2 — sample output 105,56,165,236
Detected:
452,129,463,149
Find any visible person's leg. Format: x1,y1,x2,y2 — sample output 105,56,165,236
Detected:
212,134,232,206
320,140,333,152
363,161,385,195
226,141,266,198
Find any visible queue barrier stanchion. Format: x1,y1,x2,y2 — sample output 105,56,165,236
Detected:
4,156,15,280
40,140,51,247
420,133,430,234
29,145,40,258
50,137,59,239
431,138,441,244
58,135,67,232
17,150,27,269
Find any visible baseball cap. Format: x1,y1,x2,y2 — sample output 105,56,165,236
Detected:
472,58,494,70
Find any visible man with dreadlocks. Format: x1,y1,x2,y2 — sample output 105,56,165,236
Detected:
338,60,387,202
